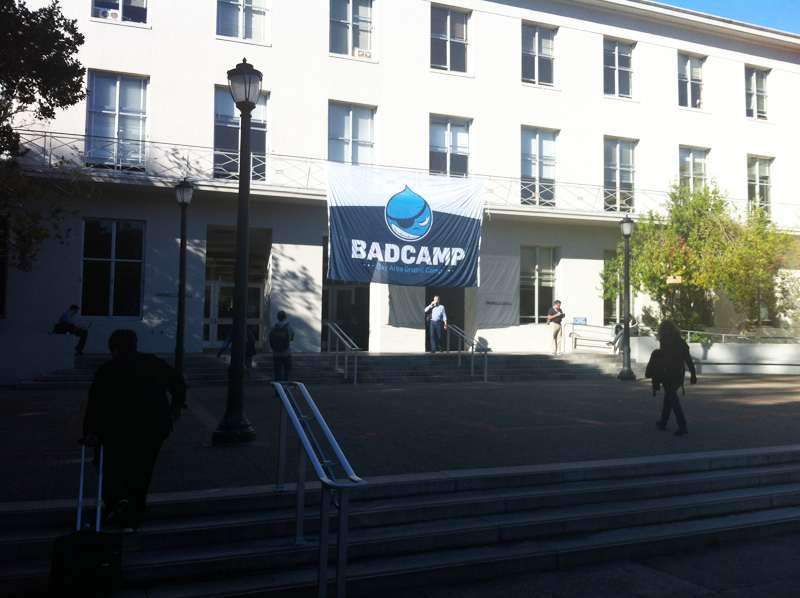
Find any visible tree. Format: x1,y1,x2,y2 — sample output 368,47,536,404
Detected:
601,184,797,331
1,0,87,270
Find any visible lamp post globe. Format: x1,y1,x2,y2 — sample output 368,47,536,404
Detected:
212,59,263,445
618,216,636,381
174,178,193,374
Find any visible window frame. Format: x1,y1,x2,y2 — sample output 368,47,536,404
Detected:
521,127,556,207
747,155,772,210
521,24,555,86
603,39,633,98
519,245,557,325
213,87,269,180
430,6,469,73
92,0,147,23
678,53,704,109
745,66,768,120
329,0,373,57
429,116,470,177
679,147,707,192
216,0,270,43
80,219,146,319
328,102,375,165
604,137,635,212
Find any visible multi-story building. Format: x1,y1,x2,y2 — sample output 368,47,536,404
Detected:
3,0,799,370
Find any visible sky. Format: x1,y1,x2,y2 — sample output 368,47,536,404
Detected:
659,0,800,34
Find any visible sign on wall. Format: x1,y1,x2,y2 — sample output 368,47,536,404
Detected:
327,163,485,287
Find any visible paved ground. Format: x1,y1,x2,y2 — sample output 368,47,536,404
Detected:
3,373,800,596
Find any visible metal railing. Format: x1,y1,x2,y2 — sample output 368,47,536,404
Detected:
273,381,366,598
17,130,800,229
566,323,616,350
446,324,490,382
681,330,800,344
326,323,360,385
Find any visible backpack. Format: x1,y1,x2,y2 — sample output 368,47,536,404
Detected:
245,333,257,358
269,324,291,352
645,348,685,396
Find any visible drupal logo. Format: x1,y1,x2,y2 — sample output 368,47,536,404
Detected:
385,186,432,242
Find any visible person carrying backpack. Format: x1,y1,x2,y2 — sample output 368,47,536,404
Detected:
652,320,697,436
269,310,295,384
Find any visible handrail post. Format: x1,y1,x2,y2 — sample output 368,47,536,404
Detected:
276,401,288,491
484,350,488,383
294,445,307,545
447,327,450,354
470,348,475,376
458,337,462,366
318,487,330,598
336,488,350,598
327,325,331,354
344,351,349,379
353,350,358,386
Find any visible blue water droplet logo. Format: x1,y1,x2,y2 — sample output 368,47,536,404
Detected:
385,186,432,242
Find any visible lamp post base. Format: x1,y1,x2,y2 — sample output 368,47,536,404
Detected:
211,421,256,445
617,367,637,381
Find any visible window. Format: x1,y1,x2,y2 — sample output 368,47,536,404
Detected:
330,0,372,56
520,246,556,324
217,0,269,42
678,54,703,109
86,72,147,169
92,0,147,23
214,87,268,180
430,117,469,176
603,250,619,325
679,147,706,192
522,25,554,85
745,67,768,119
521,128,556,206
604,138,635,212
81,220,144,318
431,7,468,73
328,103,374,164
603,40,632,97
747,156,772,209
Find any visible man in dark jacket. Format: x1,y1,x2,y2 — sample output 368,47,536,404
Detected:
82,329,186,531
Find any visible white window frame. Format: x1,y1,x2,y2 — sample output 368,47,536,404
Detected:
431,6,469,73
679,147,707,192
745,67,768,120
604,137,635,212
92,0,147,23
678,53,704,109
521,128,556,207
328,102,375,165
429,117,470,177
330,0,373,57
747,155,772,210
521,25,555,86
603,40,633,98
520,246,557,324
213,87,269,180
216,0,270,43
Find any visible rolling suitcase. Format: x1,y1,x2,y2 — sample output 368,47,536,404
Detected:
50,444,122,597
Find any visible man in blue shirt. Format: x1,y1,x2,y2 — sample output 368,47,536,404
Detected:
425,296,448,353
58,304,89,355
547,300,565,355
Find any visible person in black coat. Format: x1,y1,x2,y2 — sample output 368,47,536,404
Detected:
82,329,186,531
654,320,697,436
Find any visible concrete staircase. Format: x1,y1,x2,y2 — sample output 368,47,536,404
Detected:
16,351,642,390
4,446,800,597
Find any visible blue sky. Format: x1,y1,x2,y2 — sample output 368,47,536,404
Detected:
660,0,800,34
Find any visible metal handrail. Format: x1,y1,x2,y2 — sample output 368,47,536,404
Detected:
273,381,366,598
681,330,800,344
446,324,490,382
326,323,361,385
566,323,615,350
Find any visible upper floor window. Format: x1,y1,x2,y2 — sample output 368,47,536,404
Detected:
431,7,468,73
328,103,374,165
604,137,635,212
679,147,706,192
678,54,703,109
522,25,554,86
214,87,268,180
521,128,556,207
81,220,145,318
745,67,768,119
217,0,270,43
603,40,632,98
92,0,147,23
86,72,148,169
430,117,469,176
747,155,772,209
330,0,372,56
520,246,556,325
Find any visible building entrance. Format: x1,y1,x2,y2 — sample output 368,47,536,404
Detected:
321,237,370,350
203,282,264,349
424,287,465,352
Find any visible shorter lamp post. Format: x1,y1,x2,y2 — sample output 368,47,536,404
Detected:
618,216,636,381
174,178,194,374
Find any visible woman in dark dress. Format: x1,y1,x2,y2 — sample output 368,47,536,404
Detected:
654,320,697,436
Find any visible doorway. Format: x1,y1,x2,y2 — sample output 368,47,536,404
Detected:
203,282,264,349
424,286,465,352
321,236,370,350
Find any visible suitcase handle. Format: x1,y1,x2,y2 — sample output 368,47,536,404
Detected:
76,444,104,532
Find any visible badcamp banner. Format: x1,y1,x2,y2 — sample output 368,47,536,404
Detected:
326,163,485,287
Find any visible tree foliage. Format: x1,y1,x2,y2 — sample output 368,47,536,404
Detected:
601,184,798,331
1,0,87,270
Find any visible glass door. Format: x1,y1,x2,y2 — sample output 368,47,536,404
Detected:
204,282,263,349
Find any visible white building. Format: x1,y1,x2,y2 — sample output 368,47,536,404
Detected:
3,0,799,368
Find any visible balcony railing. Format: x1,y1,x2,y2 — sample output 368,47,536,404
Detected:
16,130,800,229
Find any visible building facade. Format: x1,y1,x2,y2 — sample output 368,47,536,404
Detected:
3,0,800,363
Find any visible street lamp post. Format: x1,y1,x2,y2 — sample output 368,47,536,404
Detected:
618,216,636,381
212,59,262,445
174,179,194,374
